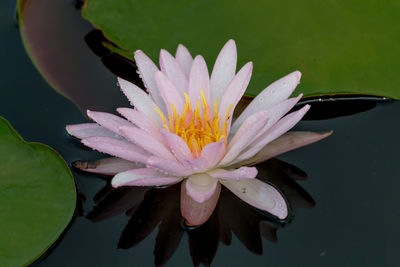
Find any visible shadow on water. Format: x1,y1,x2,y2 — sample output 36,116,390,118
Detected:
84,159,314,266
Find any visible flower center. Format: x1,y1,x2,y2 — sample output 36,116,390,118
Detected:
155,89,232,158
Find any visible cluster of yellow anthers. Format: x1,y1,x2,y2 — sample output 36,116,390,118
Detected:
155,89,233,158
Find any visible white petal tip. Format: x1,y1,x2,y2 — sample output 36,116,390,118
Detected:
65,125,72,133
322,130,334,137
226,39,236,46
294,70,302,81
134,49,143,56
115,107,126,115
177,44,187,51
160,49,168,57
111,180,119,188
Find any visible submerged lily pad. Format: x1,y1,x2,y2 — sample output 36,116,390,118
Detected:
82,0,400,99
17,0,128,114
0,116,76,266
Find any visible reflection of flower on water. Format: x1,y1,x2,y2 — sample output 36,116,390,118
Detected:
85,159,315,266
67,39,331,226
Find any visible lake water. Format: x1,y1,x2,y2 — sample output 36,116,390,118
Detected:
1,0,400,266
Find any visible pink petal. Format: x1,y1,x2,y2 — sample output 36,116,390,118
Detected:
218,62,253,131
252,94,303,140
210,40,237,104
82,136,149,164
175,44,193,77
219,110,269,166
181,179,221,226
159,49,188,93
134,50,166,112
207,167,257,180
185,174,218,203
87,110,132,135
66,123,122,139
119,126,175,160
117,108,165,144
232,71,302,130
73,157,142,176
160,129,193,162
236,105,310,162
147,156,193,176
111,168,182,188
220,179,288,219
117,77,162,125
154,71,185,115
231,94,302,135
234,131,333,166
188,55,210,108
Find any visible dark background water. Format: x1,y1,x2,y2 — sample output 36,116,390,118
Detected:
1,0,400,266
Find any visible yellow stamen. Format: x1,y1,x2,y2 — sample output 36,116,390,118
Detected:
154,107,169,130
155,91,231,158
168,113,173,131
171,103,177,124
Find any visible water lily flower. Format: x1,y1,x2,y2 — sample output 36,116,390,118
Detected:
67,40,331,226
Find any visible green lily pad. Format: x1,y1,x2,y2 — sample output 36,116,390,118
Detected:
82,0,400,99
0,116,76,266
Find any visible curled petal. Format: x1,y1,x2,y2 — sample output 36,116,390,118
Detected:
175,44,193,77
87,110,132,134
237,105,311,162
207,167,257,180
185,174,218,203
159,49,188,93
134,50,166,113
119,126,175,160
181,180,221,226
234,131,333,166
232,71,301,131
111,168,182,188
72,157,142,176
66,123,122,139
82,136,149,164
118,77,162,125
210,39,237,104
147,156,193,176
220,179,288,219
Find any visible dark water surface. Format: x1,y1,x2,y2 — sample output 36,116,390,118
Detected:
1,1,400,266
